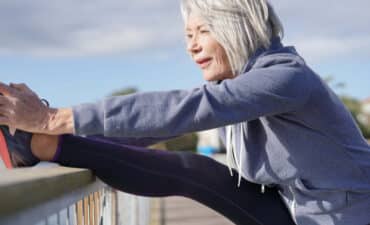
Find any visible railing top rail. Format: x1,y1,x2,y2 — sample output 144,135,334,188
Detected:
0,166,97,217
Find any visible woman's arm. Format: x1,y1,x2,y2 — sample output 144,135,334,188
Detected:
0,54,312,137
72,57,312,138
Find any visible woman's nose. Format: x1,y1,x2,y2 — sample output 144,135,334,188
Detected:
187,38,202,54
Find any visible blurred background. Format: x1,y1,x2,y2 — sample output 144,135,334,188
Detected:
0,0,369,140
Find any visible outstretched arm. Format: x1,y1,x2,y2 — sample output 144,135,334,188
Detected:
0,55,311,138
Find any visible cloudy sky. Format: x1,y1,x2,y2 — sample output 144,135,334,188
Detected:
0,0,369,107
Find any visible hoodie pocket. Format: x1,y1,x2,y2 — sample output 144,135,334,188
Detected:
293,178,347,214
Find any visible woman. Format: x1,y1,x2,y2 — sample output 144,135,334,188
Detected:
1,0,370,224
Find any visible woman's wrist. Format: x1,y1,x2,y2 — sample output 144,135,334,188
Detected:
44,108,75,135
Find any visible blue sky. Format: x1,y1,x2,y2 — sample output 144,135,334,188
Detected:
0,0,369,107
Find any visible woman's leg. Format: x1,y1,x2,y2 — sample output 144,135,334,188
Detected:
35,134,295,225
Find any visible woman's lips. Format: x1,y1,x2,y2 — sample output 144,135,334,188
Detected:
196,58,212,69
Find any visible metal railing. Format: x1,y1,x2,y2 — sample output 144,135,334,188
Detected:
116,193,153,225
0,164,158,225
0,165,116,225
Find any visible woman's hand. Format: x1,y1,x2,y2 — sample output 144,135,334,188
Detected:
0,82,54,135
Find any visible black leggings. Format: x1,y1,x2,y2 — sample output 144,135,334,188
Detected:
55,135,295,225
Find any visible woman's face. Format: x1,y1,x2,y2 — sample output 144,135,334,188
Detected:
185,14,233,81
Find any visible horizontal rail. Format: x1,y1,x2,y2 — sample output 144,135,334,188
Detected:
0,166,107,225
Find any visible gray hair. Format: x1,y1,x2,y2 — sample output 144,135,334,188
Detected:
181,0,284,76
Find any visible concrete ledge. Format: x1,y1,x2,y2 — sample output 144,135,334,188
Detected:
0,166,95,217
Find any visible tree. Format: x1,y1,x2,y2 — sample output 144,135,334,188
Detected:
110,87,138,96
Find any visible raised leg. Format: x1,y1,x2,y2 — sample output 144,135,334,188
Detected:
39,134,295,225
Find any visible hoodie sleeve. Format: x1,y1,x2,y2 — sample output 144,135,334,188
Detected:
72,56,311,137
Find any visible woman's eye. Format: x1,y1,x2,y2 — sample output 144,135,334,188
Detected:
200,30,209,34
186,34,193,39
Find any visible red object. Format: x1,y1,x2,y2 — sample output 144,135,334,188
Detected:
0,129,13,169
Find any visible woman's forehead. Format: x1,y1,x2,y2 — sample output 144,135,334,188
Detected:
185,14,207,30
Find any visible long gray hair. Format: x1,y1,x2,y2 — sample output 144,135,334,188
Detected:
181,0,284,76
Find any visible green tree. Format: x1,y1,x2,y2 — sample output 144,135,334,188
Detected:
165,133,198,152
110,87,138,96
340,96,370,139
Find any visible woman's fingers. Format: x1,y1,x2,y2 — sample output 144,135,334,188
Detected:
0,95,11,106
0,82,27,135
0,95,13,118
0,82,50,134
10,83,32,92
0,82,55,134
0,108,12,127
0,95,14,130
0,114,10,125
0,82,13,96
0,115,15,136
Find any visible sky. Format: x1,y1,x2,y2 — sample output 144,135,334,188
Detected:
0,0,369,107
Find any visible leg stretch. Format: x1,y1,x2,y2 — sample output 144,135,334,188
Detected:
55,135,294,225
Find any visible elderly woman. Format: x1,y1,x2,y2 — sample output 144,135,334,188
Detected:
1,0,370,224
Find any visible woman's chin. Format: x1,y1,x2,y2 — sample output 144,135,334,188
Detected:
202,72,233,82
202,72,220,82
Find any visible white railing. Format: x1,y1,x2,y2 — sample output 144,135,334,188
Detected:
116,193,152,225
0,166,116,225
0,164,159,225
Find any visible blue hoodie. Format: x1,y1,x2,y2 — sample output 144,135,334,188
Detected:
72,39,370,225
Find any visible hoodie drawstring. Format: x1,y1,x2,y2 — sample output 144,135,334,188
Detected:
226,123,267,193
226,124,245,188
